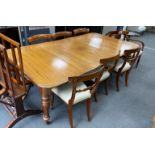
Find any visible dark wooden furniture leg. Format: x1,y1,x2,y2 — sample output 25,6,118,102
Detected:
136,55,142,68
104,78,109,95
125,70,129,87
40,87,51,123
94,92,97,102
86,99,91,121
116,72,120,92
67,104,73,128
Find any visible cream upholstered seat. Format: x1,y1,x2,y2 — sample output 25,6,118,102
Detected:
100,71,110,81
92,70,110,82
52,82,91,104
120,49,143,57
139,50,143,56
114,59,131,72
115,48,140,92
51,65,104,128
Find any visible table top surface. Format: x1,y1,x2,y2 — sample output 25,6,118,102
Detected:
11,33,138,88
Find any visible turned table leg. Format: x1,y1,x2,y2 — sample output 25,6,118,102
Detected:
40,87,51,123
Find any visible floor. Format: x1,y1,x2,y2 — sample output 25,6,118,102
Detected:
0,32,155,128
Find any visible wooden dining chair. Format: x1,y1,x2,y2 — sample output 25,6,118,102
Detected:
53,31,72,40
0,43,41,128
73,28,90,36
106,30,129,40
100,54,119,95
27,33,53,44
51,65,105,128
127,39,145,68
114,48,140,91
107,30,144,68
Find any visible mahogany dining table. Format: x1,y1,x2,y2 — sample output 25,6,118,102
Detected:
9,33,139,123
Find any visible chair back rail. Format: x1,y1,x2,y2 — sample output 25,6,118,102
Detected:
118,48,140,72
27,34,53,44
28,31,72,44
73,28,90,36
0,33,26,98
68,65,105,104
53,31,72,40
100,55,119,72
106,30,129,40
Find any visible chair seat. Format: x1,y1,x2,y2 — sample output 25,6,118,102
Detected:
114,59,131,72
100,71,110,81
52,82,91,104
92,70,110,82
139,50,143,56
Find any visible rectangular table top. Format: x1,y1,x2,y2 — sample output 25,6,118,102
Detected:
10,33,138,88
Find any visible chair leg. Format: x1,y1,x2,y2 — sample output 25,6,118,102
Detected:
115,72,120,92
86,99,91,121
94,92,97,102
104,78,109,96
67,104,73,128
125,70,129,87
136,55,142,68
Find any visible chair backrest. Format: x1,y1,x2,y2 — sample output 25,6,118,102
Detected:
27,34,53,44
106,30,129,40
28,31,72,44
0,34,26,98
68,65,105,104
53,31,72,40
124,48,140,66
73,28,90,36
117,48,140,73
100,54,119,72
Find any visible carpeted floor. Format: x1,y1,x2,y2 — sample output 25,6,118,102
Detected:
0,32,155,128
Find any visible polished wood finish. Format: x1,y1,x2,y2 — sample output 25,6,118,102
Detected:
53,65,105,128
106,30,129,40
127,39,145,68
11,33,132,88
7,33,138,123
28,31,72,44
53,31,72,40
115,48,140,91
0,44,41,128
73,28,90,36
27,34,53,44
40,87,51,122
100,54,119,95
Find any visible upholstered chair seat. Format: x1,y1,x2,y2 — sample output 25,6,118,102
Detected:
139,50,143,56
52,82,91,104
114,59,131,72
51,65,105,128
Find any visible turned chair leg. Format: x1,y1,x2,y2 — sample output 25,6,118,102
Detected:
67,104,73,128
94,92,97,102
86,99,91,121
104,78,109,96
116,72,120,92
125,70,129,87
136,55,142,68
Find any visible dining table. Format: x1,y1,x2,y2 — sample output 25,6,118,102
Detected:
8,33,139,123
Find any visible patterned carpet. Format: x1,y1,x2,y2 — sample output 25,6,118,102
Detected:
0,32,155,128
